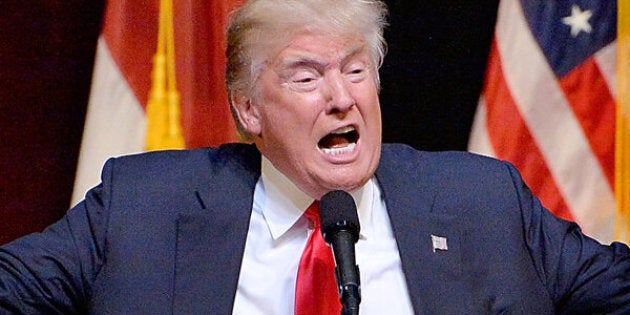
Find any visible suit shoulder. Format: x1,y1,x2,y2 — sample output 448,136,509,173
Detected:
101,143,260,186
380,143,511,176
378,144,527,202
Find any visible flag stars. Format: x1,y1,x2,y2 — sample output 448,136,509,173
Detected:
562,4,593,37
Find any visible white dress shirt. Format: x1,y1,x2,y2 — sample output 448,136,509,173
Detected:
232,157,415,314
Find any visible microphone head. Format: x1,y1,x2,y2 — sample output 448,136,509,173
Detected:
320,190,360,243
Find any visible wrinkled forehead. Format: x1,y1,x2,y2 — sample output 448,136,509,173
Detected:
252,28,368,70
272,33,368,66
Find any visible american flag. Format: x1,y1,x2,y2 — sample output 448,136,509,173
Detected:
468,0,619,244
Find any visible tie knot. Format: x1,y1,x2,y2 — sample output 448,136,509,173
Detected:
304,201,320,227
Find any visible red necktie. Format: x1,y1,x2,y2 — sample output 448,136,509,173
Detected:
294,201,341,315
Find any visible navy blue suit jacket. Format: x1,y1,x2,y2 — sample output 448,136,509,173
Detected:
1,143,630,314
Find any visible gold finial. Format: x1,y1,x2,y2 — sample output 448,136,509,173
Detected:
145,0,184,151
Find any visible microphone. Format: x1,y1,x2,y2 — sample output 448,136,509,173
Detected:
320,190,361,315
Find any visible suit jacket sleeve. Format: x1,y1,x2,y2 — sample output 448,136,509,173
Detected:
0,158,115,314
508,162,630,314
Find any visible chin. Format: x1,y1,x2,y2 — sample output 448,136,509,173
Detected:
323,173,369,192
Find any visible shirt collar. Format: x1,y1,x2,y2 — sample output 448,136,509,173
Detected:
260,157,314,240
260,156,375,240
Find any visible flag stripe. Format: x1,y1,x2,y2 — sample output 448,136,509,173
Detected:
174,1,239,148
71,39,146,205
558,57,616,189
467,98,494,157
595,42,617,99
482,40,573,222
101,0,157,109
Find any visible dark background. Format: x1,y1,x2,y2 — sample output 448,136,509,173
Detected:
0,1,499,244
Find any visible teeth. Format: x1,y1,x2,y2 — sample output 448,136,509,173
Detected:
322,143,356,155
332,126,355,134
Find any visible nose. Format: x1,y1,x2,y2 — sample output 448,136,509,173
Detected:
324,72,355,115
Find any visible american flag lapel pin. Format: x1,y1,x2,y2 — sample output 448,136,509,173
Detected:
431,234,448,253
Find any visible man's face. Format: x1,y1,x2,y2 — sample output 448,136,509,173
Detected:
238,31,382,199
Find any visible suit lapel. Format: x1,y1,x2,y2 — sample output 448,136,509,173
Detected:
173,145,261,314
376,145,468,314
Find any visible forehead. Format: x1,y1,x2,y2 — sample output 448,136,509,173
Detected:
269,32,369,67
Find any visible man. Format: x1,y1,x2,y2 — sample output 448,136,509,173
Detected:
1,0,629,314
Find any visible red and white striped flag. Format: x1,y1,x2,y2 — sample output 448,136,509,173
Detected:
71,0,241,205
468,0,621,244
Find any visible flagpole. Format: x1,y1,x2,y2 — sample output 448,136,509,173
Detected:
616,0,630,244
145,0,185,151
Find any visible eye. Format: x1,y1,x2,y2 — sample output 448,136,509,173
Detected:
294,76,316,84
350,68,363,75
289,68,318,82
345,63,368,83
285,70,320,91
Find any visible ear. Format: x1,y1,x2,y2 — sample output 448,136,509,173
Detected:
230,91,262,136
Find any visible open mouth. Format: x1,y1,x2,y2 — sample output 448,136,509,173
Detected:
318,126,359,155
